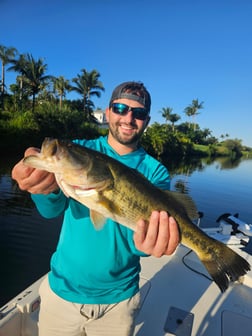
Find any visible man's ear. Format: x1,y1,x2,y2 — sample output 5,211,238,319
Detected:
145,115,151,128
105,107,110,122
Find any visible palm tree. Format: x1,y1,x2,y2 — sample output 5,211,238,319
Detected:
160,107,181,132
202,128,212,139
71,69,104,120
169,113,181,132
8,54,28,108
9,53,52,112
184,99,204,130
53,76,71,110
0,45,18,108
160,107,173,124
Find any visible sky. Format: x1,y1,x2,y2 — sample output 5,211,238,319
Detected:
1,0,252,147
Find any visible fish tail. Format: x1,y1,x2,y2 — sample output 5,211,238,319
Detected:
199,242,250,292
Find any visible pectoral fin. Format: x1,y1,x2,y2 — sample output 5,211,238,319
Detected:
90,210,107,230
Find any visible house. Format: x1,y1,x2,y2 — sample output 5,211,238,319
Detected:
92,109,108,129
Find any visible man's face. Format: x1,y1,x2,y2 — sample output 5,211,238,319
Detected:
106,98,150,146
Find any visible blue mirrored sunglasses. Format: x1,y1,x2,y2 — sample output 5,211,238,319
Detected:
110,103,149,120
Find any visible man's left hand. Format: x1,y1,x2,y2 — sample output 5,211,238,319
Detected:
134,211,180,257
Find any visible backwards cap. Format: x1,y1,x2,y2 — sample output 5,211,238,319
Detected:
109,81,151,113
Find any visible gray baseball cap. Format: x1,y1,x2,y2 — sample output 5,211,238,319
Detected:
109,81,151,113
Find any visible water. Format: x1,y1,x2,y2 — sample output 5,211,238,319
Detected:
0,154,252,307
170,157,252,227
0,154,62,307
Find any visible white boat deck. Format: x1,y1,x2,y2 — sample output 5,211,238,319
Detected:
135,243,252,335
1,223,252,336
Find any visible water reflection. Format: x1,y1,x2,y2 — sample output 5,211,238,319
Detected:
167,156,244,177
170,157,252,230
0,176,34,216
169,156,245,195
213,156,242,170
0,154,62,306
166,157,205,177
173,179,190,194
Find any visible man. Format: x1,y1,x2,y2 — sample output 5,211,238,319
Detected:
12,81,180,336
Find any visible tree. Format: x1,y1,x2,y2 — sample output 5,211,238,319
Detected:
71,69,104,120
0,45,18,108
9,53,52,112
143,122,168,159
184,99,204,130
160,107,181,132
160,107,173,123
223,139,243,159
220,133,229,141
53,76,71,110
9,77,30,112
8,54,28,110
169,113,181,132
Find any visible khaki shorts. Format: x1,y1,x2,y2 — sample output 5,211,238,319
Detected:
38,276,140,336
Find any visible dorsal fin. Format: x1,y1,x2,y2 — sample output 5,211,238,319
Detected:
164,190,199,220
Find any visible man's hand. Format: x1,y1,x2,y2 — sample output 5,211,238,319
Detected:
134,211,180,257
12,147,58,194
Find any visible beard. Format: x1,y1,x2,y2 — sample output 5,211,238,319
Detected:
108,121,144,145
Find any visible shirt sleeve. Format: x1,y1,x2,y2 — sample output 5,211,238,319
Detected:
151,163,170,190
31,191,68,219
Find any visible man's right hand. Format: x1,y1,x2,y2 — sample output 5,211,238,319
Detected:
12,147,58,194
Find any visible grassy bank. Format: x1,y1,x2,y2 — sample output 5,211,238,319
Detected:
194,143,252,159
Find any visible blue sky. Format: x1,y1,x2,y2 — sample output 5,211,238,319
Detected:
1,0,252,146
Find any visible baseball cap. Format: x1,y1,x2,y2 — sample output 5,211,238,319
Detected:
109,81,151,113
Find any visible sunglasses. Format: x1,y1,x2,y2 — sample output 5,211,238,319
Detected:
110,103,149,121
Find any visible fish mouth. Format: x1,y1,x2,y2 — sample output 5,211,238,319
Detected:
59,177,112,198
71,185,97,196
59,180,97,197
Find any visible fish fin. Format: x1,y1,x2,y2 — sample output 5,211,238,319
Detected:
198,239,251,292
98,195,122,215
164,190,199,220
23,155,49,170
90,210,107,230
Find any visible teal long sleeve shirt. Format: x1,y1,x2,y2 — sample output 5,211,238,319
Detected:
32,136,170,304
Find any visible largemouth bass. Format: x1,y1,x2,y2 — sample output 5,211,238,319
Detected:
23,138,250,292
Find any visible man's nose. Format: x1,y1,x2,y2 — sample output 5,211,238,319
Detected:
123,110,135,122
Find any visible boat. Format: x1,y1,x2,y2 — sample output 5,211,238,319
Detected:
1,213,252,336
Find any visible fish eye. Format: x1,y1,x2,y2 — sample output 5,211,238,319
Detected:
51,143,58,156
